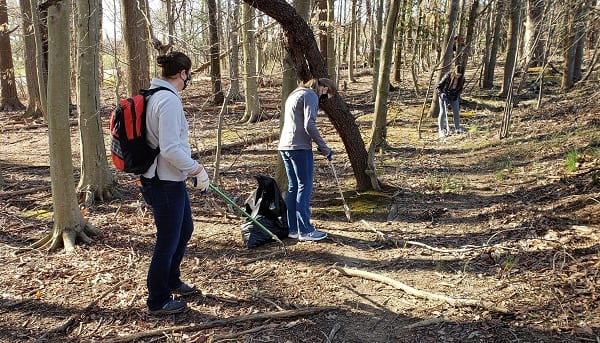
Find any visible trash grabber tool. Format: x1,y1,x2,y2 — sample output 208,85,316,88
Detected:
327,160,351,222
208,183,287,251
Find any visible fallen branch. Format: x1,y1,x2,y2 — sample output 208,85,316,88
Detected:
402,317,445,329
333,266,509,314
102,306,338,343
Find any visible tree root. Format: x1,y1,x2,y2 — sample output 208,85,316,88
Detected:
102,306,338,343
332,266,509,314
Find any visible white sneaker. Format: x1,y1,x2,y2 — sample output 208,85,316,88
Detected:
287,230,299,239
299,230,327,241
455,128,464,134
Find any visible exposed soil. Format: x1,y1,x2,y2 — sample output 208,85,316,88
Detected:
0,69,599,343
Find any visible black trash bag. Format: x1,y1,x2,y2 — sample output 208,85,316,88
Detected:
241,175,289,249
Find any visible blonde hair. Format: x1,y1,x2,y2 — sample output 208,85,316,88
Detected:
300,78,337,95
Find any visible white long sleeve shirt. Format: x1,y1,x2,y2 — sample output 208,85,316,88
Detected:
142,78,199,181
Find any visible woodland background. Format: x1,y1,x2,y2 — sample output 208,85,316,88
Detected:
0,0,599,342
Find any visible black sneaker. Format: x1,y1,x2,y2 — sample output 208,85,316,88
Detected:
173,282,197,296
148,299,187,315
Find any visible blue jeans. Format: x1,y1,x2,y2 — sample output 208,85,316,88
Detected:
280,150,315,235
140,177,194,311
438,96,461,133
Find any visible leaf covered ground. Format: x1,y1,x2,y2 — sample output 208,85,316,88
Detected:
0,69,599,342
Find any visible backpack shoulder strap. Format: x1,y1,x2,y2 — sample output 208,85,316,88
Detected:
140,86,176,97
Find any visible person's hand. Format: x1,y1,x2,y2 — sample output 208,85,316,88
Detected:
318,147,333,161
440,93,447,101
189,168,210,192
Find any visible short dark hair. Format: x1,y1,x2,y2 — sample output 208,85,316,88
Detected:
156,51,192,78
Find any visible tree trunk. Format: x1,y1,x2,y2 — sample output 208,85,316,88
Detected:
460,0,480,69
0,0,24,111
243,0,375,191
241,3,261,123
482,0,504,89
428,0,460,118
499,0,522,97
36,0,98,252
318,0,328,63
372,0,385,100
524,0,545,67
121,0,150,95
208,0,224,105
326,0,336,80
75,0,116,207
392,0,408,83
30,0,48,118
347,0,357,83
369,0,400,155
226,0,242,101
19,0,43,118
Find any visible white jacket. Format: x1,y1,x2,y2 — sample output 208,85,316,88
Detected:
142,78,199,181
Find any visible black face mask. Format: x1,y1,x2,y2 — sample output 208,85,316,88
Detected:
319,93,328,104
182,71,191,90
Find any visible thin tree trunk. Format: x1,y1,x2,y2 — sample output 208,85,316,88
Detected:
482,0,504,89
241,3,261,123
0,0,24,111
75,0,116,207
19,0,43,118
499,0,522,97
122,0,150,95
208,0,224,105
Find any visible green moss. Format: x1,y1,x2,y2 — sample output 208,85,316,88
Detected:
315,190,391,217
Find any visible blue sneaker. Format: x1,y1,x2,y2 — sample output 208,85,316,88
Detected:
288,229,299,239
148,299,187,315
299,230,327,241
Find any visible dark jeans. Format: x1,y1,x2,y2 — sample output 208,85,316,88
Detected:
280,150,315,235
140,177,194,311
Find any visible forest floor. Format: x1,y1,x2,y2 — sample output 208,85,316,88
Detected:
0,68,599,343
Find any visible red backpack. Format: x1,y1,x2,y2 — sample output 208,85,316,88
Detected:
109,87,174,174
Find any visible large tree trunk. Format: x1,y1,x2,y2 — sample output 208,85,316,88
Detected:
75,0,116,207
499,0,522,97
34,0,98,253
243,0,375,191
241,3,261,123
208,0,224,105
19,0,43,118
121,0,150,95
0,0,24,111
428,0,460,118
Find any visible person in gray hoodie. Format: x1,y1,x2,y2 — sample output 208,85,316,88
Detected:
140,51,209,315
278,78,335,241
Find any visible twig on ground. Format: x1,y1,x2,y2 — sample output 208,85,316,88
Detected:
101,306,338,343
402,317,445,329
325,322,341,343
332,265,509,314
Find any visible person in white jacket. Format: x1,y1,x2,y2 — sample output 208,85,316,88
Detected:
140,51,209,315
278,78,335,241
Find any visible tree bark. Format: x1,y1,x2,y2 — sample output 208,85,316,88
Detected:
482,0,504,89
208,0,224,105
499,0,522,97
37,0,98,252
75,0,116,207
241,3,261,123
121,0,151,95
369,0,400,155
243,0,375,191
0,0,24,111
19,0,43,118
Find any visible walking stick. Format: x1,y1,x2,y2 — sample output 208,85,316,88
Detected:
327,160,351,222
208,184,287,252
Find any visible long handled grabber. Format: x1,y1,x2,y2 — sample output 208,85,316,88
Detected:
327,160,351,222
208,183,287,252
